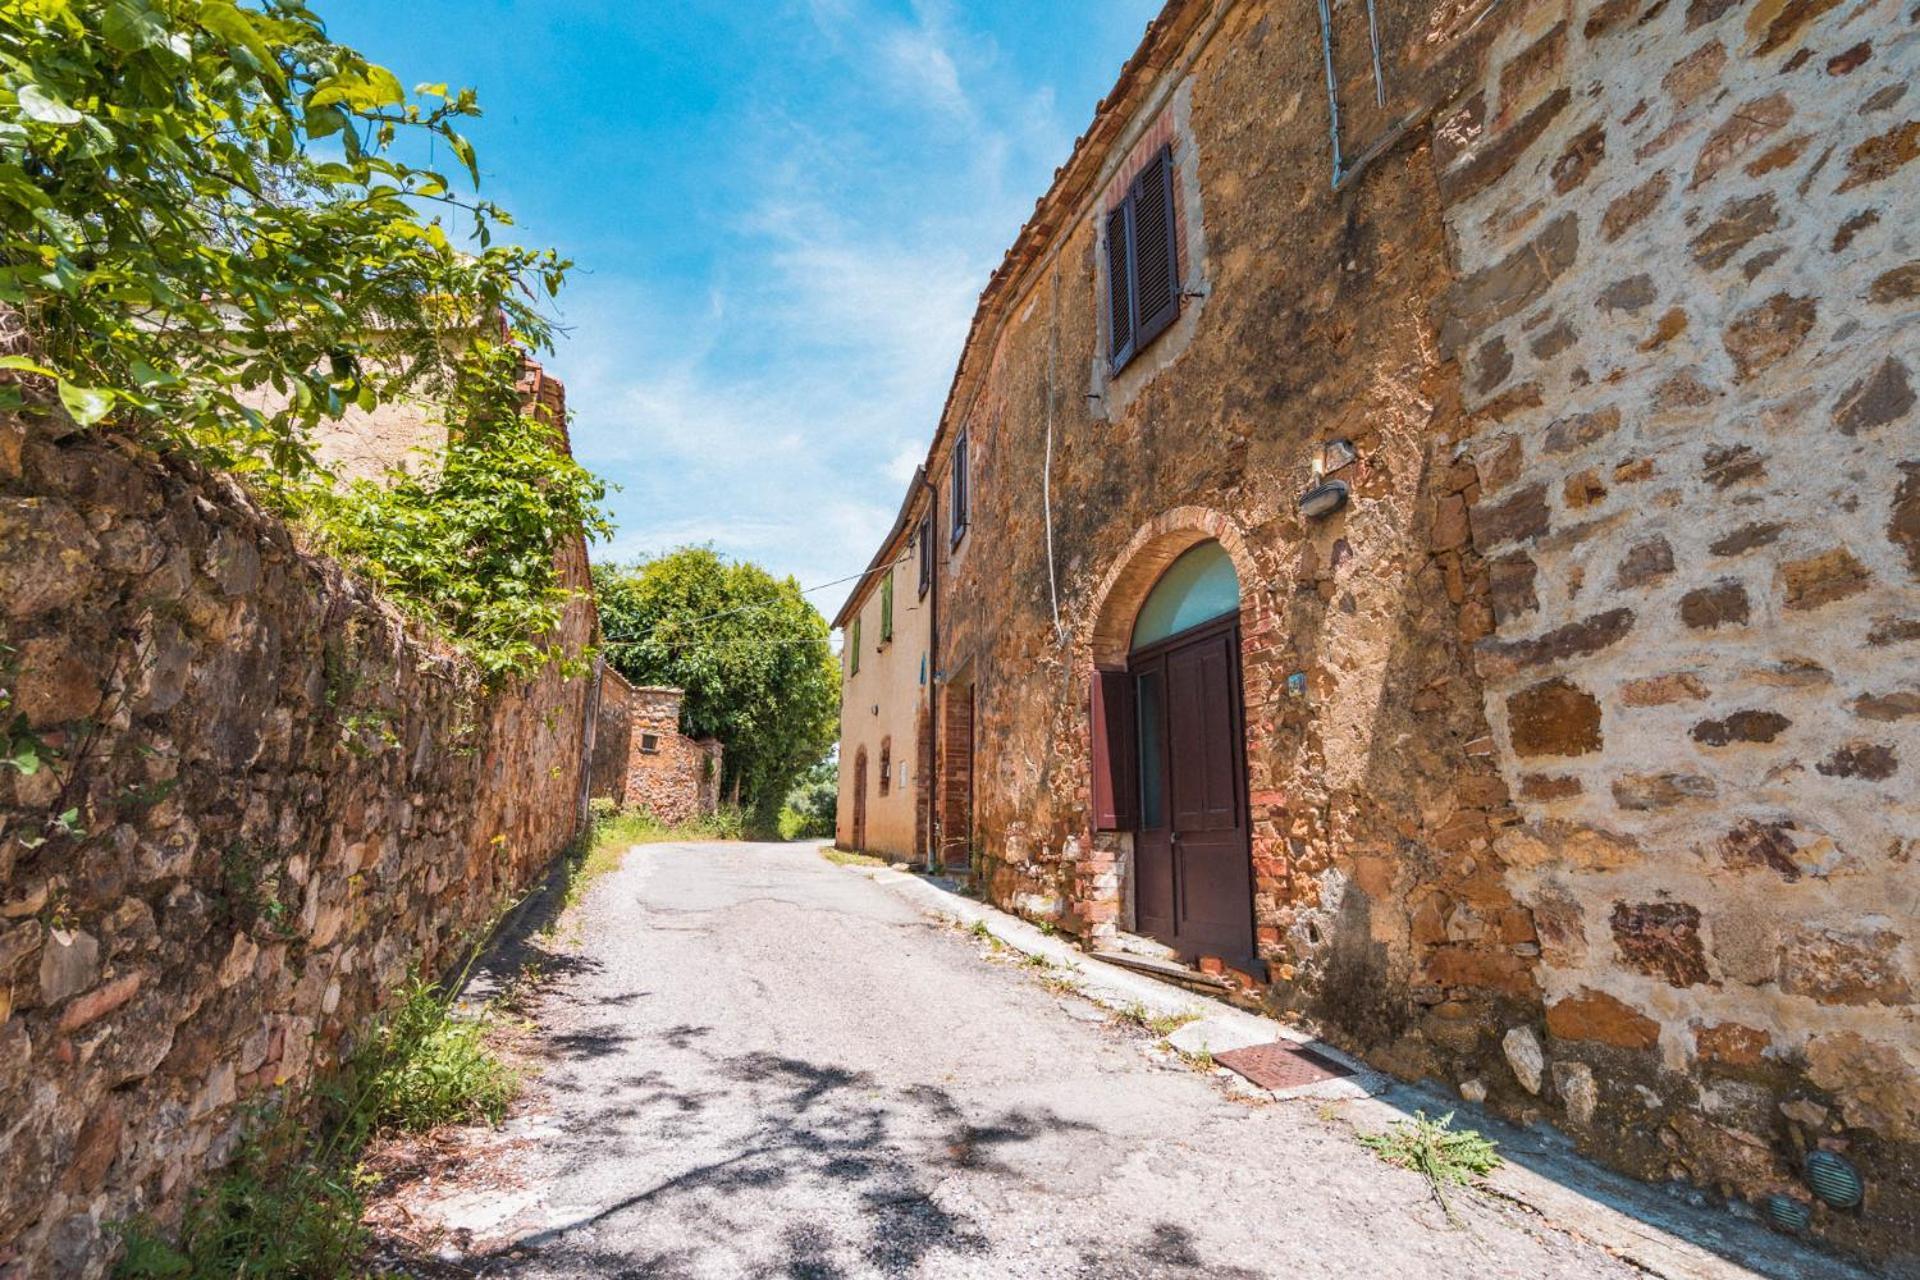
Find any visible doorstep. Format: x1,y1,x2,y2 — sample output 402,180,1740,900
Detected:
840,857,1874,1280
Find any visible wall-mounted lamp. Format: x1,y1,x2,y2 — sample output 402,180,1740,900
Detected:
1298,479,1350,519
1316,438,1358,477
871,704,880,716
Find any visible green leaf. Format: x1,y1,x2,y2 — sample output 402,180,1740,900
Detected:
0,355,58,378
446,130,478,185
103,0,168,50
57,380,115,426
17,84,83,125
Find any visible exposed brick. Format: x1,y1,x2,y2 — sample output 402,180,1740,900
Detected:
1691,710,1791,746
1507,678,1603,758
1438,90,1572,206
1602,171,1670,241
1691,193,1779,270
1837,119,1920,192
1891,463,1919,577
1709,522,1784,557
1691,92,1794,189
1781,548,1870,610
1832,358,1915,436
1721,818,1802,879
1781,924,1913,1005
1702,443,1764,488
1551,124,1607,194
1696,1022,1771,1067
1614,537,1674,588
1817,741,1898,780
1680,580,1749,629
1438,213,1580,354
1870,262,1920,304
1469,482,1552,549
1543,406,1622,455
1619,672,1707,706
1547,988,1660,1049
1723,293,1816,381
1613,772,1716,810
1612,901,1710,987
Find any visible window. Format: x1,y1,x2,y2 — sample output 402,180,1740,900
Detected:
880,568,895,643
879,736,892,796
917,515,933,597
950,430,970,547
640,733,660,755
1105,143,1180,374
850,617,861,675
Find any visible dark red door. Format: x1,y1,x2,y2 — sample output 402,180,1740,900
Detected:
1132,616,1255,967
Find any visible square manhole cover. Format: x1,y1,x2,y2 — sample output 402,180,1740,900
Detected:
1213,1041,1353,1091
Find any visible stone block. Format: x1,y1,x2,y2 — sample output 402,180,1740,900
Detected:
1552,1060,1598,1122
1781,548,1870,610
1602,171,1671,242
1696,1022,1770,1067
1691,710,1790,746
1691,92,1793,189
1611,901,1710,987
1837,119,1920,193
1546,988,1660,1050
1503,1025,1546,1094
1507,678,1603,758
1438,214,1579,354
38,929,99,1006
1833,359,1914,436
1543,406,1622,455
1691,193,1779,270
1680,580,1749,630
1612,772,1716,811
1469,482,1551,550
1723,293,1816,381
1614,537,1673,588
1618,672,1707,706
1478,608,1635,677
1816,741,1898,781
1781,924,1913,1005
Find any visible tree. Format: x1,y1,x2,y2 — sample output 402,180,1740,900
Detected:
595,549,839,826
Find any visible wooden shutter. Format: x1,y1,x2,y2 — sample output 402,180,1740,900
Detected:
1090,667,1138,831
850,617,860,674
1131,144,1180,352
950,431,969,544
1105,204,1134,371
881,569,894,641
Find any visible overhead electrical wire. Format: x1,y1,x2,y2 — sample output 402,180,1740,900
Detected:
598,550,913,649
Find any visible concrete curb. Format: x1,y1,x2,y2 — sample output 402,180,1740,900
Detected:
846,859,1874,1280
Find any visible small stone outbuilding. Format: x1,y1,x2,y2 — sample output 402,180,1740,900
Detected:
590,671,724,825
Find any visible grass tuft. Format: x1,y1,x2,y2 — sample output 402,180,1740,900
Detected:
1115,1001,1201,1037
1359,1109,1502,1227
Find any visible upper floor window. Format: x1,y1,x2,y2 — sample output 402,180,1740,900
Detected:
950,430,970,547
880,568,895,643
850,616,861,675
917,515,933,597
1106,143,1180,374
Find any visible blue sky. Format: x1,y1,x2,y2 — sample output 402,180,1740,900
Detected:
321,0,1164,608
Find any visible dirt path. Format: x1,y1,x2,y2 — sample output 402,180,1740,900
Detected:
366,841,1656,1279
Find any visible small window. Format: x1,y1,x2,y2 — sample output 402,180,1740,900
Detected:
950,431,970,547
879,736,892,796
880,569,895,643
850,617,861,675
640,733,661,755
1106,143,1180,374
917,515,933,597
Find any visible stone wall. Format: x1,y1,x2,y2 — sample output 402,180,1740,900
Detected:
1431,0,1919,1260
0,402,597,1276
594,675,722,826
890,0,1918,1265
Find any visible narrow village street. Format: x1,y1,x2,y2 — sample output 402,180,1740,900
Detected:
363,842,1834,1280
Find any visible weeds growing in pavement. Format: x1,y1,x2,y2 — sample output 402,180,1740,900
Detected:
1358,1110,1502,1227
1116,1001,1201,1037
968,919,992,940
819,845,888,868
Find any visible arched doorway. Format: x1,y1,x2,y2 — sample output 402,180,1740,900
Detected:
1125,541,1255,967
851,747,869,851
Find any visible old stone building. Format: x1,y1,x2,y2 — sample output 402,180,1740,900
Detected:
589,673,724,825
837,0,1919,1266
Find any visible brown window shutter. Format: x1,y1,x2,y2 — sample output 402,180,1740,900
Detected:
1090,667,1138,831
1105,203,1134,371
1131,144,1180,352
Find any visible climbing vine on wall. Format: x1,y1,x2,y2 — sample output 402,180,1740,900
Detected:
0,0,607,677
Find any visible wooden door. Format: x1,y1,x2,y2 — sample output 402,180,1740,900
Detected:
1131,616,1254,967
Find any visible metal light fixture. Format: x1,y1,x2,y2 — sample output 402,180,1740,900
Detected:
1805,1150,1863,1210
1299,479,1349,519
1764,1194,1812,1234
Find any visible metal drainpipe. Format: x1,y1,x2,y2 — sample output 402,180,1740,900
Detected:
919,466,940,873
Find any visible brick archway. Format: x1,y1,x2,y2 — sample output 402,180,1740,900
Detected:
1087,506,1257,667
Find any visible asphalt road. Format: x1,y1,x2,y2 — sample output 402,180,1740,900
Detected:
408,841,1648,1279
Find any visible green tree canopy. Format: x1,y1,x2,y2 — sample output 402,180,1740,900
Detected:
595,549,839,824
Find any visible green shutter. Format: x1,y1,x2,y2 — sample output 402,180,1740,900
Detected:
881,570,895,642
850,617,861,674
